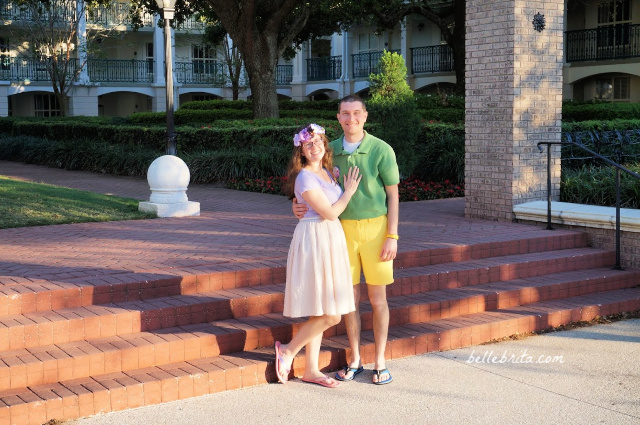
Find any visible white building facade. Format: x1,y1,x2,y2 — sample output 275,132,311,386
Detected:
0,0,638,118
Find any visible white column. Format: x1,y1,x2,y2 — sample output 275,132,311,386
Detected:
0,84,9,117
76,0,89,83
401,17,412,76
153,15,165,85
342,30,351,81
291,42,308,84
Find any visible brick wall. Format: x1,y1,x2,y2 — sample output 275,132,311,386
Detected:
465,0,564,221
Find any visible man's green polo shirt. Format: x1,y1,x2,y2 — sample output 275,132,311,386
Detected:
330,131,400,220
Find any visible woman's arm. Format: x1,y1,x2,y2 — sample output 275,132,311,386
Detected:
301,167,361,221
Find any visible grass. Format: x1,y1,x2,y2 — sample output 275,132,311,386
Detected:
0,176,155,229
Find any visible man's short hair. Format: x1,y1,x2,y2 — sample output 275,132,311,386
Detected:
339,94,367,112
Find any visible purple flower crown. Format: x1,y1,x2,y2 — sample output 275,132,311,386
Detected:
293,123,325,146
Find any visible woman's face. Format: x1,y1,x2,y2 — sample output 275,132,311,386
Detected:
301,134,326,163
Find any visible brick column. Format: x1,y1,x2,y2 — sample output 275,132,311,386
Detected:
465,0,564,221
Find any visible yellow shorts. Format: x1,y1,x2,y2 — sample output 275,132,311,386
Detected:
341,215,394,286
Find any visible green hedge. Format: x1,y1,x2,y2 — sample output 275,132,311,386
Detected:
562,102,640,122
180,99,340,111
418,108,464,124
0,135,290,182
126,108,338,126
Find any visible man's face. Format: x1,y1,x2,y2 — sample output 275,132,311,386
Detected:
337,100,368,138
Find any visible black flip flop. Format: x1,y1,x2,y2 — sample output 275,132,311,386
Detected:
335,365,364,381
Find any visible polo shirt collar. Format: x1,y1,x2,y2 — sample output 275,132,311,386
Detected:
336,131,371,155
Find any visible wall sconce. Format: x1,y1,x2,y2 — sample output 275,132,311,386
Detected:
417,23,425,32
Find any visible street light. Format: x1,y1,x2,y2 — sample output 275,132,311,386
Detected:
156,0,177,155
139,0,199,217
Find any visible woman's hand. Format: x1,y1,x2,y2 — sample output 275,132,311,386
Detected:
342,166,362,198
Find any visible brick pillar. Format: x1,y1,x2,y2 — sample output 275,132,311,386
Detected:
465,0,564,221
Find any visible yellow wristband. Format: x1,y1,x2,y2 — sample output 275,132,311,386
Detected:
386,234,399,240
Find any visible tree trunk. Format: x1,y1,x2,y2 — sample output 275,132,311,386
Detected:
248,64,279,118
242,41,279,118
451,0,465,95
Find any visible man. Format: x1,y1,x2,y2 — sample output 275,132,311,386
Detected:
293,94,399,385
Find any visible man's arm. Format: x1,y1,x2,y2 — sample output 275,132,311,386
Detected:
292,198,308,219
380,184,399,261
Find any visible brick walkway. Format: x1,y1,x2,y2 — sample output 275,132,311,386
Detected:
0,160,577,287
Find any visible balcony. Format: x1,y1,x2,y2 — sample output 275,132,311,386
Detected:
411,44,454,74
0,1,153,27
88,59,153,83
276,65,293,85
566,24,640,62
307,56,342,81
0,57,154,83
0,57,79,82
352,50,400,78
175,61,225,85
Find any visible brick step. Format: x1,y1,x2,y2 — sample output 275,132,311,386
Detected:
0,233,589,317
2,266,637,391
0,284,286,352
0,247,617,353
390,247,615,296
393,231,588,268
2,287,638,425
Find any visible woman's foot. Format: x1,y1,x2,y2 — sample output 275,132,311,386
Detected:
274,341,292,383
301,372,340,388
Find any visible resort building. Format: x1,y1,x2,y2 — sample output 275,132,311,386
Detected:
0,0,638,117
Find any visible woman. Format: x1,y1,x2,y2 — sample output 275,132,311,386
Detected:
275,123,361,388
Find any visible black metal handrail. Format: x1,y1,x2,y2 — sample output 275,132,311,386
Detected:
538,139,640,270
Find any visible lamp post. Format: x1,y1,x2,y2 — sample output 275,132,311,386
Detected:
156,0,177,155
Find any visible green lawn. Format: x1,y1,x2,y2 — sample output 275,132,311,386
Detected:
0,176,155,229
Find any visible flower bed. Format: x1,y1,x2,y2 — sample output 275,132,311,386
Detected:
227,175,464,202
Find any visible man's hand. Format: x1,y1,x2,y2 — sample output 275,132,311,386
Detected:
380,238,397,262
292,198,308,219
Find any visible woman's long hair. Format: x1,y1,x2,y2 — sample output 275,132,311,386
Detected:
283,128,333,200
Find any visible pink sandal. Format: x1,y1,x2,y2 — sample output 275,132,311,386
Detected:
274,341,291,383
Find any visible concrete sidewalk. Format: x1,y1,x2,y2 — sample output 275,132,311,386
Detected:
67,318,640,425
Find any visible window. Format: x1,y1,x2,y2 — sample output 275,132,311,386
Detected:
192,45,216,74
595,76,630,101
596,0,631,53
34,94,61,117
0,37,9,71
145,42,153,74
192,94,216,101
358,34,379,52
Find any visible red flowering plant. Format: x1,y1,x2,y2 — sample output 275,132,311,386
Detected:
398,177,464,202
227,176,287,195
228,175,463,202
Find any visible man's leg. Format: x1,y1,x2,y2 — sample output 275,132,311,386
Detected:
367,284,390,383
337,284,362,379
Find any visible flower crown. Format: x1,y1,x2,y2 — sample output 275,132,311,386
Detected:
293,123,325,146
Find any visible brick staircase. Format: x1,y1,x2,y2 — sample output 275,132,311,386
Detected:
1,231,640,425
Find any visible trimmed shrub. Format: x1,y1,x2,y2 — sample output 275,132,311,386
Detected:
562,102,640,122
367,51,421,178
414,124,465,184
418,108,464,124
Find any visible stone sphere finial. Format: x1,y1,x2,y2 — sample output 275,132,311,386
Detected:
139,155,200,217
